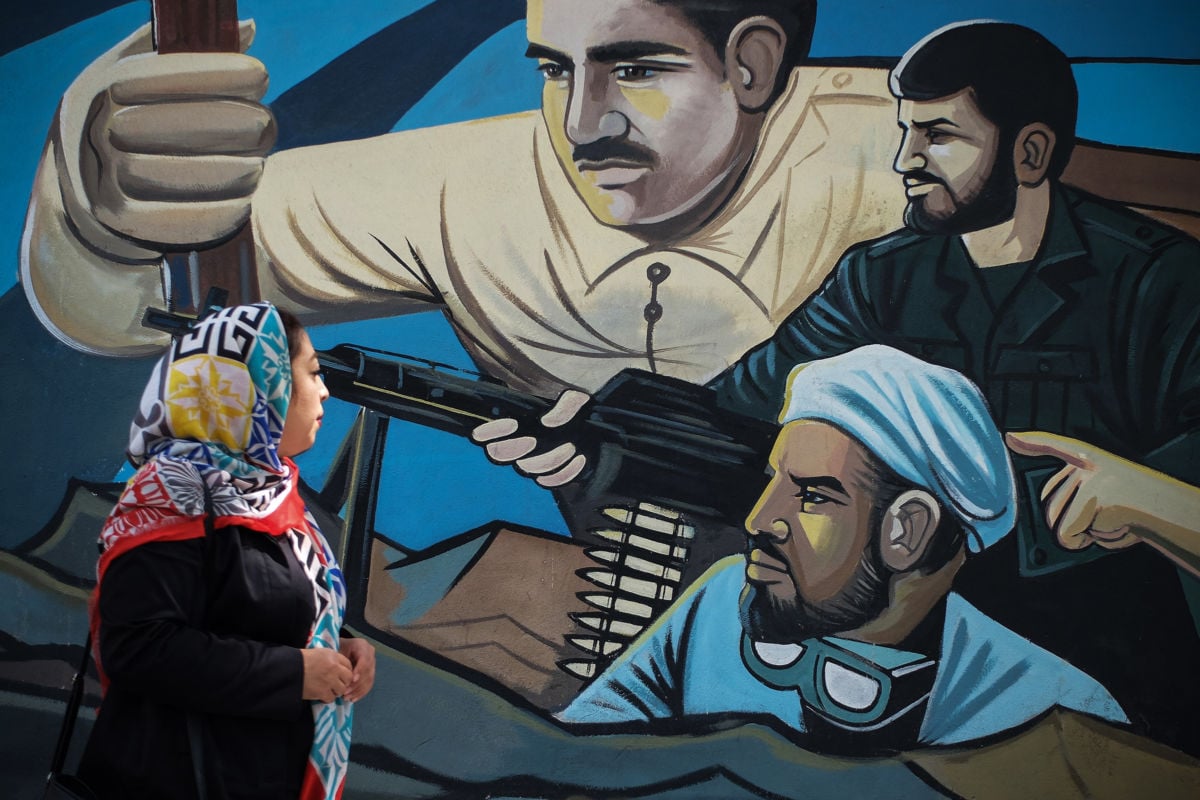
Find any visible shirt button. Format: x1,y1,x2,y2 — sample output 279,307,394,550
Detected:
644,301,663,323
647,263,671,284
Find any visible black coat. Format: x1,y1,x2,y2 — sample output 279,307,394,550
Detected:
79,527,316,800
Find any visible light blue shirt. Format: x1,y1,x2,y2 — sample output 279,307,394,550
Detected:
560,557,1127,745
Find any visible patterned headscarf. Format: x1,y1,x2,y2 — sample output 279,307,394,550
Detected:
95,303,352,800
780,345,1017,552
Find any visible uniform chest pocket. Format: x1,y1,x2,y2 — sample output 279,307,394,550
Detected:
990,346,1098,431
992,346,1096,381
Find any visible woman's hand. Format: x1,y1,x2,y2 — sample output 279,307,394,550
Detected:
301,647,353,703
339,637,377,703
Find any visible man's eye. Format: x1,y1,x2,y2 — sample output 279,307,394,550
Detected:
537,62,569,80
797,490,832,508
927,130,951,144
615,65,659,81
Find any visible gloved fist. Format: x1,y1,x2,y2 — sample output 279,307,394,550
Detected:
471,389,591,487
57,20,275,248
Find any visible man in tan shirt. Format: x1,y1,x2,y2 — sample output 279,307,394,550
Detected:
22,0,902,397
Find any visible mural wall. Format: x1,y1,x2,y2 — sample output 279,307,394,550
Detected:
3,1,1199,797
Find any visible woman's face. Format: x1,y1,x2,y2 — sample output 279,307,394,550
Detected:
278,330,329,458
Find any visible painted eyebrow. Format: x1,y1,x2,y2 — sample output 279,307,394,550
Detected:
911,117,961,130
587,40,690,62
526,43,570,62
524,40,690,64
789,475,849,497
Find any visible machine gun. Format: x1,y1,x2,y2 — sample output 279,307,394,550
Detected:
317,343,776,536
316,344,779,677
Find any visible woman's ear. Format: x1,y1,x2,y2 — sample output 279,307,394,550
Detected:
1013,122,1056,187
726,16,787,112
879,489,941,572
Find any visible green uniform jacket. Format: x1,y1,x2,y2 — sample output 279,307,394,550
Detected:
709,185,1200,755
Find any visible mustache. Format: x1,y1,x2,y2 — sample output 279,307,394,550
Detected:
902,169,945,187
747,533,789,564
573,138,656,167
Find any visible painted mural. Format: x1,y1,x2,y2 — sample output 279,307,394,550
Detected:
3,1,1200,797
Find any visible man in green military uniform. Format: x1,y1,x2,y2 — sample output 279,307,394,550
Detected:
706,21,1200,754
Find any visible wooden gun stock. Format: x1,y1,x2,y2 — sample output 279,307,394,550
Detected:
151,0,259,312
152,0,240,53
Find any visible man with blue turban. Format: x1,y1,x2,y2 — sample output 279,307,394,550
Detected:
559,346,1124,752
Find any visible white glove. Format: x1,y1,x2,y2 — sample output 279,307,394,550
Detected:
56,20,274,251
471,389,591,487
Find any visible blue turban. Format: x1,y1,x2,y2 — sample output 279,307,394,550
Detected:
779,345,1016,552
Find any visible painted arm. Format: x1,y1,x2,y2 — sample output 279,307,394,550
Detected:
707,248,883,421
21,22,447,356
1007,431,1200,579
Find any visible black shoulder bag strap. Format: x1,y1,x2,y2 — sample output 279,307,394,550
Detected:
47,630,92,782
49,494,213,799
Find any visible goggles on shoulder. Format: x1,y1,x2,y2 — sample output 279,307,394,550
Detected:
740,631,937,731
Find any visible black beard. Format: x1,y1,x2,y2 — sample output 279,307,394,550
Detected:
741,534,892,644
903,154,1019,236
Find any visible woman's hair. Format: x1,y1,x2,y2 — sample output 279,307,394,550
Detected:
277,307,305,361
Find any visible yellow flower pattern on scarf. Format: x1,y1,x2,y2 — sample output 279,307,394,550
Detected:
166,355,254,451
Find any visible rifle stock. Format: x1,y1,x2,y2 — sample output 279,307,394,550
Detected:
151,0,259,312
